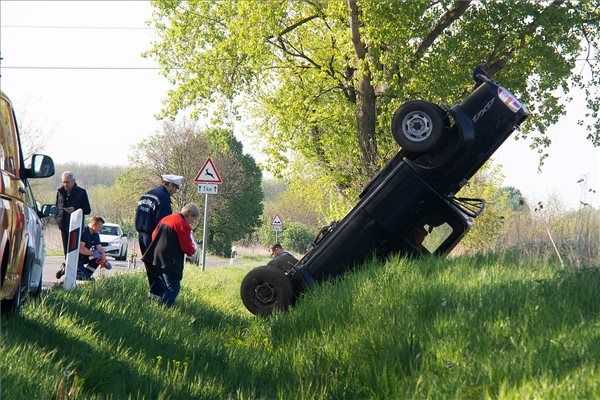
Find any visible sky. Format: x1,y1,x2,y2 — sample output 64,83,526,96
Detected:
0,0,598,210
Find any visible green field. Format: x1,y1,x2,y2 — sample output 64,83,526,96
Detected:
2,255,600,399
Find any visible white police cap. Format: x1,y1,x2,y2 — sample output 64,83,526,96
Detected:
161,174,184,187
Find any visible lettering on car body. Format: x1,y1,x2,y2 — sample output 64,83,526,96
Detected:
472,98,495,123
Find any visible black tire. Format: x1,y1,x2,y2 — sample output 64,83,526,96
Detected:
116,245,128,261
391,101,446,153
240,266,295,316
24,248,43,298
1,263,30,315
31,270,43,298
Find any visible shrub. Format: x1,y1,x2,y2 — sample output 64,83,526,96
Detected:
281,222,314,254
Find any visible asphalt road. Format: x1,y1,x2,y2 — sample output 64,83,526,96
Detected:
43,254,230,289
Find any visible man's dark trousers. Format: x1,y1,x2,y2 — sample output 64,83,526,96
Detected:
139,232,161,295
156,272,181,307
60,228,69,257
138,232,152,255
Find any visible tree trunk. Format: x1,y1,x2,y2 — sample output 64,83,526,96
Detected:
347,0,378,176
356,73,378,175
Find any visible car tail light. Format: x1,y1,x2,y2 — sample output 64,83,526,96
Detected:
498,87,523,113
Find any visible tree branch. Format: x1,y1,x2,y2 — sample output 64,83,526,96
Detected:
267,36,323,69
580,25,597,81
484,0,566,76
413,0,472,62
268,33,350,97
347,0,367,59
386,0,471,94
274,14,319,38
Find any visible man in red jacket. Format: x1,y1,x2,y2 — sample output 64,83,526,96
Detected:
142,203,200,306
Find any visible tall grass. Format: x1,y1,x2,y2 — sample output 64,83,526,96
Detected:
494,206,600,268
3,255,600,399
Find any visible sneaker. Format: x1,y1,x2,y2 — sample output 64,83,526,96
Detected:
103,261,112,270
147,292,161,302
55,263,66,279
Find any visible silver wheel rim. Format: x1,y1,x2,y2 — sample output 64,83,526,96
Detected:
401,111,433,142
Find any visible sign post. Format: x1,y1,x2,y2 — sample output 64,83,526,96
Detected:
64,209,83,290
271,215,283,243
194,158,223,271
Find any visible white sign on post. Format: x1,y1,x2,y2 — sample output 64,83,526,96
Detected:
198,184,219,194
272,215,283,242
63,209,83,290
194,158,223,271
272,215,283,231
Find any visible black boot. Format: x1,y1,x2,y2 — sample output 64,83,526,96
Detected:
55,262,66,279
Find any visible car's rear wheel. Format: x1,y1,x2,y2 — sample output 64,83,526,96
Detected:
392,101,446,153
115,244,129,261
117,245,128,261
240,266,295,316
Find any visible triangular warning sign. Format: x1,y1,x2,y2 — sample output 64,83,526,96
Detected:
272,215,283,225
194,158,223,184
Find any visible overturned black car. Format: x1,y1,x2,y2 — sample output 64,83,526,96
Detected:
241,68,528,316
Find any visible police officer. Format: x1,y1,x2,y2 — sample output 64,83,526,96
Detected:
135,174,183,253
135,175,183,293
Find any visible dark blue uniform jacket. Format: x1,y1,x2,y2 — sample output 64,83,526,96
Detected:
135,185,172,234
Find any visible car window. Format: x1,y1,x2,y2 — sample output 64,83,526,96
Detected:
421,223,453,253
0,99,21,176
100,226,120,236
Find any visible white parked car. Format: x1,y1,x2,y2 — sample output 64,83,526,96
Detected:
99,223,128,261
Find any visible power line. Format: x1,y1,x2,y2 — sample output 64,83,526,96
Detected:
0,55,597,71
0,0,152,2
1,24,151,30
0,66,162,70
1,59,598,70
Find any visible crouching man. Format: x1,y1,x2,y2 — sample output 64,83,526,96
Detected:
142,204,199,307
77,216,113,280
268,244,298,273
56,216,112,281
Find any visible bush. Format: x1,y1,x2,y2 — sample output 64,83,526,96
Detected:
209,232,233,257
281,222,314,254
256,218,315,254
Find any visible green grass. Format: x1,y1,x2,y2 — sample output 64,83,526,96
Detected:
3,254,600,399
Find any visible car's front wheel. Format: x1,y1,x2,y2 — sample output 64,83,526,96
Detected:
240,266,295,316
392,101,446,153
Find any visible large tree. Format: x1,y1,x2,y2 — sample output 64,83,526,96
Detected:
148,0,599,193
132,122,263,256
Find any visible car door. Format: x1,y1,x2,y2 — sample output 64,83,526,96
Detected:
0,95,28,299
23,182,44,291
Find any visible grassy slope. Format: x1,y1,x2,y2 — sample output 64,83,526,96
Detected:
2,255,600,399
